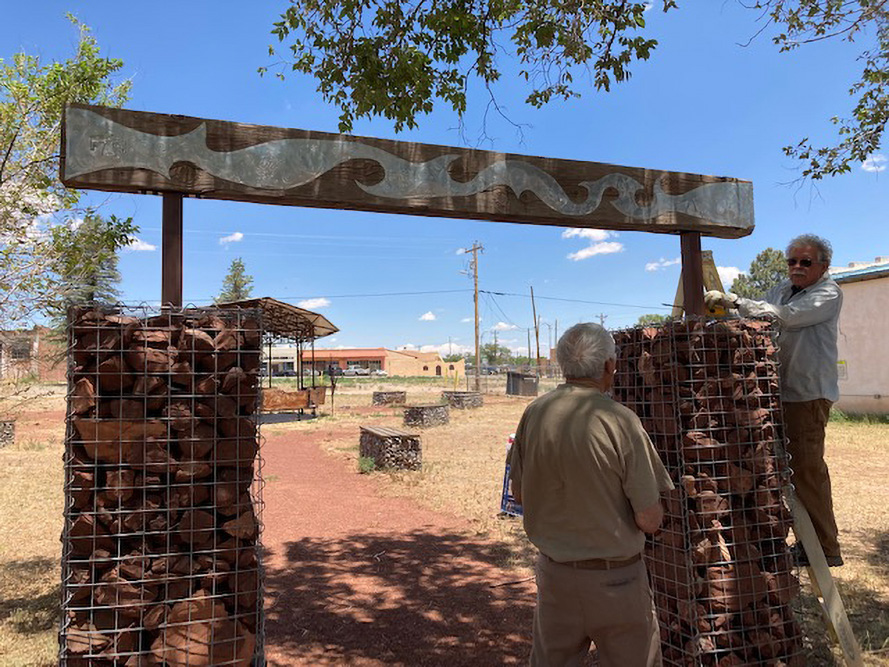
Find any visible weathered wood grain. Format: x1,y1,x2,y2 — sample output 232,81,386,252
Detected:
62,104,754,239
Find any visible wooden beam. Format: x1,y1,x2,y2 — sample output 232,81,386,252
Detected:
680,232,705,317
161,193,183,308
62,104,754,239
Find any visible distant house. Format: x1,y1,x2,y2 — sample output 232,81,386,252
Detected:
831,257,889,415
385,349,465,378
266,346,465,378
0,326,66,383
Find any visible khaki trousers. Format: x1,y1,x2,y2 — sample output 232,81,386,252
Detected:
783,399,841,558
531,553,662,667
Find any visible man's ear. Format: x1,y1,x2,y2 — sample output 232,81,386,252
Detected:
604,357,617,376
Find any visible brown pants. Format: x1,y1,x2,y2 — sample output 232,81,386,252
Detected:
531,554,662,667
784,399,841,558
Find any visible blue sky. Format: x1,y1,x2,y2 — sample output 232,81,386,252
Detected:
3,2,886,355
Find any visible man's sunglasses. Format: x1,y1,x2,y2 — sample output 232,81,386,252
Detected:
787,258,814,267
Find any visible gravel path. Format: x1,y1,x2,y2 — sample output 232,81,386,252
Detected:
261,427,536,666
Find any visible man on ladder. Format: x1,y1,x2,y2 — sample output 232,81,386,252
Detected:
705,233,844,568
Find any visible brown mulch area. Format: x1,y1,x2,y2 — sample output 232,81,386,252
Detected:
261,427,536,666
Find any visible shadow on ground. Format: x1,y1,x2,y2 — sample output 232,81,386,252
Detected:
0,557,60,634
263,530,536,666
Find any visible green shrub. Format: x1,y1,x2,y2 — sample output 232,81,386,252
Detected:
829,408,889,425
358,456,376,474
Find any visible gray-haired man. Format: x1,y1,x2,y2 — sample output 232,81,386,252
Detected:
509,323,673,666
705,233,844,566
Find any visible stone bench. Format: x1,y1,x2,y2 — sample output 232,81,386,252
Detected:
441,391,483,409
372,390,407,407
403,403,450,428
359,425,422,470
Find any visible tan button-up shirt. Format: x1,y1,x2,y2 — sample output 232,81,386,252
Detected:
509,384,673,562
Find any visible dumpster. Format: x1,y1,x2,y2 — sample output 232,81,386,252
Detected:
506,371,538,396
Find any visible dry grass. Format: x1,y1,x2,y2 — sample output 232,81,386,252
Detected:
2,382,887,665
0,403,65,666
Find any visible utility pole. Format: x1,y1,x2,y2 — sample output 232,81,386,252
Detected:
493,329,498,363
527,328,532,371
461,242,484,391
530,286,541,374
597,312,608,327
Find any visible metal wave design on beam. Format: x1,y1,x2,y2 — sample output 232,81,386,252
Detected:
66,107,753,228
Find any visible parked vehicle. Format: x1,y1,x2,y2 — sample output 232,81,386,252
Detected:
345,365,370,376
277,369,297,377
371,369,388,377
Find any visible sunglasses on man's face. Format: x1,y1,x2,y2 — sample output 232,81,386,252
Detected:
787,258,814,267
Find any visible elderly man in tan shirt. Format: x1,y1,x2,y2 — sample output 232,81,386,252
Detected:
509,323,673,667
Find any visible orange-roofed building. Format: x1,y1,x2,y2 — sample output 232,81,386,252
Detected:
267,346,464,377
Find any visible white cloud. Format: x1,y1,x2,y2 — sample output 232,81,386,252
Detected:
567,241,624,261
297,297,330,309
68,217,84,231
396,344,417,350
419,342,473,356
461,317,474,323
419,311,436,321
455,247,467,255
219,231,244,245
861,154,887,173
561,228,612,241
491,321,518,331
717,266,743,289
125,236,157,252
645,257,681,272
643,1,654,10
562,228,624,261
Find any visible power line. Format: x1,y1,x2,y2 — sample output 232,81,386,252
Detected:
176,288,473,303
479,290,670,311
484,291,519,328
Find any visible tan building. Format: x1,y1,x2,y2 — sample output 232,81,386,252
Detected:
266,346,465,377
0,326,66,383
831,258,889,415
385,349,465,378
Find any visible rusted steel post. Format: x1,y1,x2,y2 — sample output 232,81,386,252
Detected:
680,232,705,317
161,193,183,308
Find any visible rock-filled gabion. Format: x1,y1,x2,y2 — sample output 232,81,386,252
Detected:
0,420,14,447
612,319,803,667
441,391,483,409
403,404,450,428
359,426,422,471
60,306,264,666
371,391,407,407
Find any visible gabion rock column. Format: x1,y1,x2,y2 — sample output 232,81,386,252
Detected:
60,306,264,666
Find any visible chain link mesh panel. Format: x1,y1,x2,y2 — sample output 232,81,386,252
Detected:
613,319,804,666
60,305,264,666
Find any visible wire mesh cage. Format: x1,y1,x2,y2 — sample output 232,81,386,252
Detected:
60,304,265,666
612,318,804,667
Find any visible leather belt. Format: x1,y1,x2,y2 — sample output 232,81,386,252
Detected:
545,551,642,570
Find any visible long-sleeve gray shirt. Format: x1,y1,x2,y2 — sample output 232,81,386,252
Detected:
735,273,842,402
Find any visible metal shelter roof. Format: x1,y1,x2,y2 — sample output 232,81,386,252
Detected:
831,263,889,285
216,297,338,342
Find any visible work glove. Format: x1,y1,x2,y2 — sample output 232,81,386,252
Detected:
704,290,739,311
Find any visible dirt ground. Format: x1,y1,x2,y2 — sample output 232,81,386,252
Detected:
261,425,536,665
